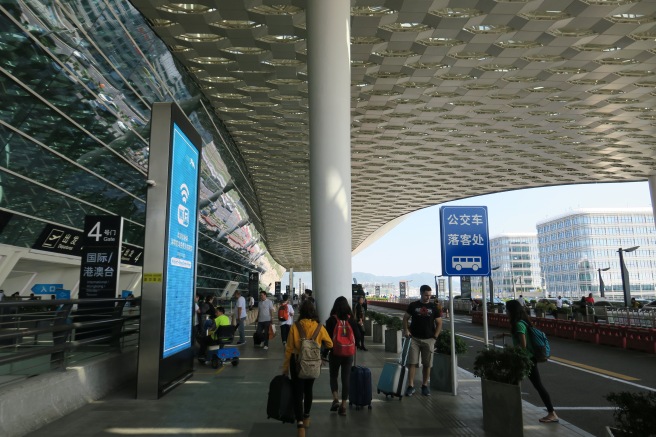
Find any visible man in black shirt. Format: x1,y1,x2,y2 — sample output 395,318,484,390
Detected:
402,285,442,397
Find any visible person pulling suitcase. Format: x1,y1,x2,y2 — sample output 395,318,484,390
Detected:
325,296,361,416
402,284,443,396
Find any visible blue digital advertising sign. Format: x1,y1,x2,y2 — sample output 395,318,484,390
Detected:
162,123,199,359
440,206,491,277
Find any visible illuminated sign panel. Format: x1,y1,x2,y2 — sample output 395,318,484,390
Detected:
162,123,199,358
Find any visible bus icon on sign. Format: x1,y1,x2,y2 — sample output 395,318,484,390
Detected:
452,256,482,272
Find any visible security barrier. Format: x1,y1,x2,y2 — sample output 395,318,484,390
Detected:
468,311,656,354
625,327,656,354
597,325,627,349
574,322,599,344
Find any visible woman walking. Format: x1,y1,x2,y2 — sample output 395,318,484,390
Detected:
325,296,361,416
282,300,332,437
505,299,559,424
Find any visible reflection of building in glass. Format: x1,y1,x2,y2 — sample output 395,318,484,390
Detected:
489,234,542,298
0,0,283,296
536,209,656,300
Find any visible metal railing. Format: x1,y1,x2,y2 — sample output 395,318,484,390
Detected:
607,308,656,328
0,298,139,388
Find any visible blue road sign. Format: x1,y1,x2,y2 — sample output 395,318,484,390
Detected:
55,289,71,299
31,283,64,295
440,206,490,276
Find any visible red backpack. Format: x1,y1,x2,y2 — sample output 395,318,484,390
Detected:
331,315,356,357
278,303,289,322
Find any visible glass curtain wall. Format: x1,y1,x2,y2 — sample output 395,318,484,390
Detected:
0,0,283,295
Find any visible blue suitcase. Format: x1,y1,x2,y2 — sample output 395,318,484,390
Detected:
349,365,373,409
377,337,411,400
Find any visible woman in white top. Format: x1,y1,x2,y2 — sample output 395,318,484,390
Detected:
279,294,295,346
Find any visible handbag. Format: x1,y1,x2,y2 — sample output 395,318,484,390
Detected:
269,324,277,339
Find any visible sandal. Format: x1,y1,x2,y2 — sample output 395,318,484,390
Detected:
539,416,559,423
338,405,347,416
330,400,340,412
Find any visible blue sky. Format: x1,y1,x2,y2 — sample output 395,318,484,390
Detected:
351,181,652,276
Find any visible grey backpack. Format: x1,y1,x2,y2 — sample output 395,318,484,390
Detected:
295,322,323,379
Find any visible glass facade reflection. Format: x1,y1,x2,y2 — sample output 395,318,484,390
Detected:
0,0,282,294
489,234,542,298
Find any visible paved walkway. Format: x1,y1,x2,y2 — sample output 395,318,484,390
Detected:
28,323,595,437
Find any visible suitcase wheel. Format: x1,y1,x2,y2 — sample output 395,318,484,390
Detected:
211,356,220,369
368,405,372,410
231,358,239,366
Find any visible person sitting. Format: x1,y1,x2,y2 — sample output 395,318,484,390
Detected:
198,306,231,362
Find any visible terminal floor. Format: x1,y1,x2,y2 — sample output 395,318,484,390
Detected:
27,324,596,437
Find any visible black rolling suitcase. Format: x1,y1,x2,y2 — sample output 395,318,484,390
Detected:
349,352,373,409
267,375,295,423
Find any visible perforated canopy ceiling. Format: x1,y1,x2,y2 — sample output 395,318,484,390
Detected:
131,0,656,270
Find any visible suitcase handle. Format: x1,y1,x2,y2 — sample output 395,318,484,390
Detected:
399,336,411,366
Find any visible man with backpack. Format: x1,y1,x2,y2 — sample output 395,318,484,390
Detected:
402,285,442,397
279,294,295,346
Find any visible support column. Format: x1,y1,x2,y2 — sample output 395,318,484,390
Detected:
649,175,656,228
307,0,352,322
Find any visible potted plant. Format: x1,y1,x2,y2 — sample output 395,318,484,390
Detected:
384,315,403,352
430,330,467,392
473,345,532,437
534,301,548,317
605,391,656,436
364,310,374,336
371,312,387,343
555,306,572,320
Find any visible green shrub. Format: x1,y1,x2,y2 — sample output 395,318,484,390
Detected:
473,345,532,385
434,330,467,355
385,315,403,331
605,391,656,436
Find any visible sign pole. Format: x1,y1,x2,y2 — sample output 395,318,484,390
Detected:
448,276,457,396
481,276,489,347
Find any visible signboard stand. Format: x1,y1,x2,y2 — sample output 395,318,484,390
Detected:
440,206,492,397
137,103,201,399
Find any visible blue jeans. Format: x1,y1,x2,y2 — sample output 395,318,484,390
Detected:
237,317,246,343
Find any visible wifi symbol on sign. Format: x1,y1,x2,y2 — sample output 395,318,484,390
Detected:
180,184,190,203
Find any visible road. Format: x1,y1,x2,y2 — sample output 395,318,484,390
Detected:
372,306,656,437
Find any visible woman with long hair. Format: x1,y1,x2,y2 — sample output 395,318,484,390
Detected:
504,299,559,423
325,296,361,416
282,299,332,437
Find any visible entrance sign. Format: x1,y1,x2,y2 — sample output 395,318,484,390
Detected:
137,102,201,400
31,283,64,295
440,206,490,277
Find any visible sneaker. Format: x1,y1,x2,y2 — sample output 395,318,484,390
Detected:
405,386,416,397
330,400,340,412
421,385,431,396
236,341,245,345
263,346,268,350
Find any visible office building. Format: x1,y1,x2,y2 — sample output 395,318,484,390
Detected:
489,234,543,298
536,208,656,300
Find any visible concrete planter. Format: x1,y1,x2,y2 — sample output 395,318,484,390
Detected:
364,318,373,336
384,329,402,353
372,323,386,343
430,353,456,392
481,379,523,437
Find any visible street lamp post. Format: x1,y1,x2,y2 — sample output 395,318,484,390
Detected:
490,266,500,304
618,246,639,307
597,267,610,298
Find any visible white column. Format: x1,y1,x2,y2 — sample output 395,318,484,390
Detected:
307,0,352,323
649,175,656,229
288,268,293,299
